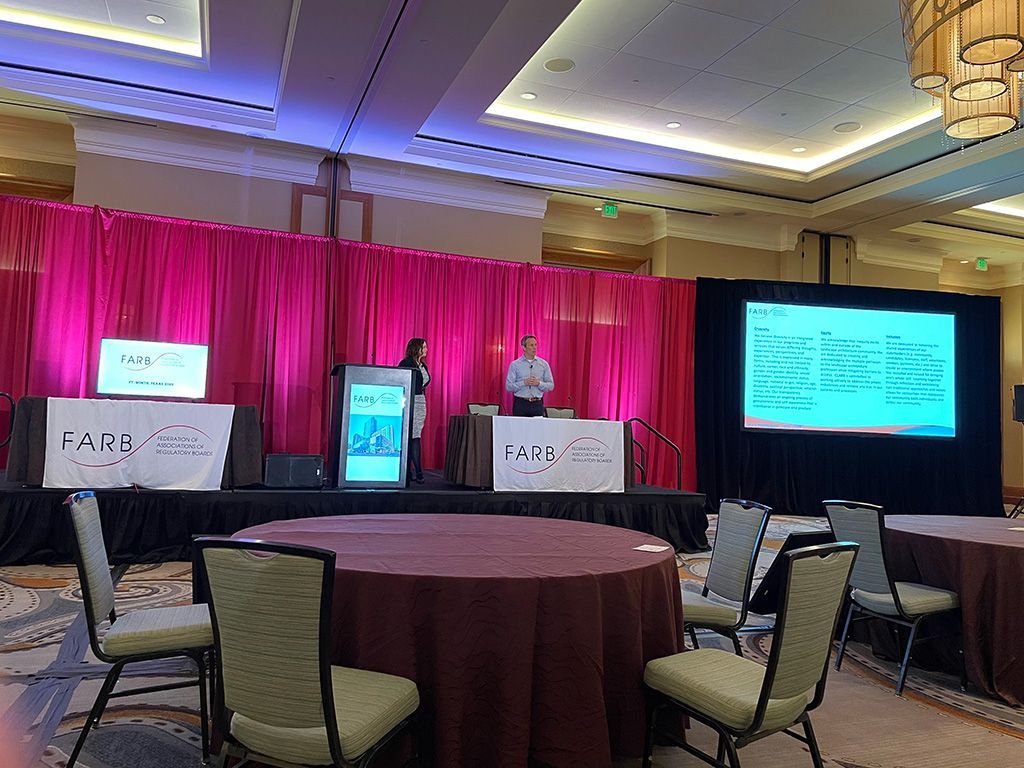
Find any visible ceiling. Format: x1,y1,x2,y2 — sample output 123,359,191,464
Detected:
2,0,1024,271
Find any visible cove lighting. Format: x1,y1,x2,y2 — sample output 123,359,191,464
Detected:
0,7,201,57
485,102,941,173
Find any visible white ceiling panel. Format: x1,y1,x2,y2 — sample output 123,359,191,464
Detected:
770,0,897,46
796,104,902,146
106,0,199,40
622,3,759,70
707,26,843,87
854,20,907,62
673,0,801,25
516,37,618,90
496,78,574,111
578,53,699,105
729,88,845,134
785,48,907,103
554,91,649,123
2,0,109,22
657,72,774,120
556,0,671,51
638,107,788,149
857,81,936,117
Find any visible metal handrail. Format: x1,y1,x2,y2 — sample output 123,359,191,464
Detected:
632,438,648,485
627,417,682,490
0,392,13,449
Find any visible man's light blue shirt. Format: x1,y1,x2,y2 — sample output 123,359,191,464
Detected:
505,355,554,399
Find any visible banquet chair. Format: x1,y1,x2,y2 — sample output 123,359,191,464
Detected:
467,402,500,415
544,406,576,419
643,542,859,768
195,537,420,768
684,499,771,655
824,500,965,697
63,491,213,768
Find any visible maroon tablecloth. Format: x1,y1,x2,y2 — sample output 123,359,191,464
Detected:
885,515,1024,705
236,514,684,767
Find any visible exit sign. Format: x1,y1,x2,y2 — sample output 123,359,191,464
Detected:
601,202,618,218
976,257,989,271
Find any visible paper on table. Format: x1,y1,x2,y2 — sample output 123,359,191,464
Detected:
634,544,670,552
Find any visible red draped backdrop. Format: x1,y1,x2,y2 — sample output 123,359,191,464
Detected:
0,196,697,489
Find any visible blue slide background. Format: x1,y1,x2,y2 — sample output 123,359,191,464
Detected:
743,302,955,437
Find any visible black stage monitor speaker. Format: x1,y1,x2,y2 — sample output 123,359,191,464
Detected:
1015,385,1024,423
265,454,324,488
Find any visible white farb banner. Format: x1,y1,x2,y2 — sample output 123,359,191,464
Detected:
43,398,235,491
492,416,625,493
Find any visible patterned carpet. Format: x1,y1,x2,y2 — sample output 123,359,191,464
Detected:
0,517,1021,767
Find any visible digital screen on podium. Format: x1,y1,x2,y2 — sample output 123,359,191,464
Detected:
333,365,413,488
742,301,956,438
345,383,407,482
97,338,209,399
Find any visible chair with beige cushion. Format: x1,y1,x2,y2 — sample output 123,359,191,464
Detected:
196,537,420,768
467,402,500,415
544,406,576,419
63,491,212,768
684,499,771,655
644,542,859,768
824,500,964,697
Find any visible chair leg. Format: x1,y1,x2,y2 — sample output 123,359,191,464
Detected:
895,618,922,697
194,652,210,760
716,734,726,765
728,630,743,657
642,700,659,766
66,660,125,768
722,734,742,768
834,601,855,671
958,643,968,693
803,718,824,768
688,625,700,649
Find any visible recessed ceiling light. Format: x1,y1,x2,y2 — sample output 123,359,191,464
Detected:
145,14,166,25
520,92,537,100
791,146,807,153
834,121,862,134
665,121,681,129
594,207,602,212
960,259,970,263
544,58,575,73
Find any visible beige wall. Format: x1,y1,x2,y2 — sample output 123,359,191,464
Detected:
652,237,782,279
848,259,940,290
371,195,543,263
74,152,293,231
999,286,1023,488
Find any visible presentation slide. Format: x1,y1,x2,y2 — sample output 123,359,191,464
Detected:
345,383,407,482
743,302,955,437
97,338,208,399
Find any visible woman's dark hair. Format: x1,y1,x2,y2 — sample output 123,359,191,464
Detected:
405,337,427,361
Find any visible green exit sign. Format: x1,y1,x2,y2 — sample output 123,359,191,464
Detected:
976,257,989,271
601,202,618,219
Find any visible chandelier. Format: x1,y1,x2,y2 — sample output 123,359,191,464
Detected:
901,1,1024,139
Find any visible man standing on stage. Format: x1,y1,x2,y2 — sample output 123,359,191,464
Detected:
506,334,554,417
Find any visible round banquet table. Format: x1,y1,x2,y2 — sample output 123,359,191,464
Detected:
235,514,685,768
885,515,1024,705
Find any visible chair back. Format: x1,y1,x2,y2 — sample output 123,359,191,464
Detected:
64,492,116,636
760,542,859,711
197,538,340,747
467,403,500,415
822,501,892,596
544,406,575,419
704,499,771,604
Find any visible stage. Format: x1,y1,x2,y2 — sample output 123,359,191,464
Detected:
0,471,709,565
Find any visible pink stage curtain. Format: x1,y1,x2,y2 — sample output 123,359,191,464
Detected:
0,195,696,489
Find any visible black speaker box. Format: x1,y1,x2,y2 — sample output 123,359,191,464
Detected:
264,454,324,488
1015,385,1024,423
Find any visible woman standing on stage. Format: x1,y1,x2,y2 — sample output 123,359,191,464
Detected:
399,337,430,484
